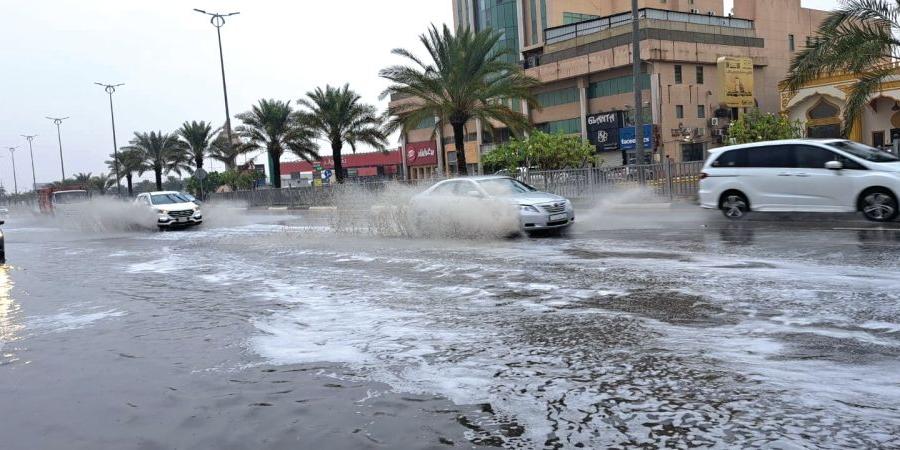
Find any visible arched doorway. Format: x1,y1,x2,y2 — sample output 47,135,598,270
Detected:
806,98,842,138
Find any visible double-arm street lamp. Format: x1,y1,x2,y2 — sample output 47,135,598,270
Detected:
45,116,69,182
95,82,124,195
20,135,37,192
193,8,240,153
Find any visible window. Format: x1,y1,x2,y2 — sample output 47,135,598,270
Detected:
530,0,538,44
588,74,651,98
682,143,705,162
873,131,885,148
536,117,581,134
414,116,435,129
745,145,794,168
827,140,900,163
674,65,683,84
563,12,600,24
535,87,579,107
794,145,837,169
696,66,704,84
676,105,684,119
713,149,743,167
697,105,706,119
431,181,461,196
788,34,795,51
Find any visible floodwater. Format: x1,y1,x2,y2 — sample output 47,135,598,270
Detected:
1,204,899,449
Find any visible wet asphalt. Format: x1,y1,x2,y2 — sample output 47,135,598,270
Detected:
0,205,898,449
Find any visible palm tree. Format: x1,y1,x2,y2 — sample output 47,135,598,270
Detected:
73,172,93,184
88,173,115,194
236,99,315,188
297,84,386,183
208,132,253,170
381,24,539,176
177,120,215,170
122,131,184,190
784,0,900,136
107,148,146,196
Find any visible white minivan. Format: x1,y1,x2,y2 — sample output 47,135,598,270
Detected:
698,139,900,222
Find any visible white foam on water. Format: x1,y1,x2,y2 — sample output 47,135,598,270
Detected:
28,309,126,332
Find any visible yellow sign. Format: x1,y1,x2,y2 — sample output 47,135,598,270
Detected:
717,56,755,108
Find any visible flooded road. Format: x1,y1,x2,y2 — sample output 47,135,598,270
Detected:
1,206,899,449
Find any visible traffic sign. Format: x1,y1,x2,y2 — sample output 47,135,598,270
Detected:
195,168,208,181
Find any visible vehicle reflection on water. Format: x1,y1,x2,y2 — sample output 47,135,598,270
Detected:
0,265,21,366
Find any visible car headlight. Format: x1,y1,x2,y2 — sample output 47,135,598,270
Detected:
156,209,168,215
193,209,202,217
519,204,540,213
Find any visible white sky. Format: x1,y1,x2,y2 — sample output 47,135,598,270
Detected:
0,0,839,187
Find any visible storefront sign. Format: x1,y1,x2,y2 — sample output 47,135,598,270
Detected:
405,141,438,166
717,56,755,108
586,111,622,151
619,125,654,150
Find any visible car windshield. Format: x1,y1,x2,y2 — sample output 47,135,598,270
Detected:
53,191,89,204
151,194,187,205
477,178,537,196
827,141,899,163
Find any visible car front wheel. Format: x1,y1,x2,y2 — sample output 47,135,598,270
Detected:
721,193,749,220
861,190,899,222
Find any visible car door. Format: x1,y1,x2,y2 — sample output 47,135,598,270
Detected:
791,144,866,211
741,145,797,211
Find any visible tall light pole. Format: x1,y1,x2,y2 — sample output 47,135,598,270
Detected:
631,0,646,166
95,82,124,195
46,116,69,181
193,8,239,153
20,135,37,192
7,147,18,195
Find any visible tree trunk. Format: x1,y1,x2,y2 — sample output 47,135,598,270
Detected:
126,174,133,196
155,169,163,191
270,148,282,189
195,154,204,170
332,141,344,184
452,122,468,176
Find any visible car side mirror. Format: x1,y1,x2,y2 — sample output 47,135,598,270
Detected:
825,160,843,170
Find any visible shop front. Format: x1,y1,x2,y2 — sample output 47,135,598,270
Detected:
405,141,438,180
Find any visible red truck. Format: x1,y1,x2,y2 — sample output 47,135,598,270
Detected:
38,186,90,214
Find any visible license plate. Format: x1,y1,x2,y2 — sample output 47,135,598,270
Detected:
549,213,567,221
177,217,186,223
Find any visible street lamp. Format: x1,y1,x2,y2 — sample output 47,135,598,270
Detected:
193,8,239,153
95,82,124,195
631,0,646,166
20,135,37,192
6,147,18,195
46,116,69,181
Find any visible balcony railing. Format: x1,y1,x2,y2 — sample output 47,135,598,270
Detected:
544,8,754,45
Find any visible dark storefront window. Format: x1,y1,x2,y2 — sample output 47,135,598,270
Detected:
682,143,705,162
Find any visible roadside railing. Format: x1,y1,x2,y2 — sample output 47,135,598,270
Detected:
207,161,704,208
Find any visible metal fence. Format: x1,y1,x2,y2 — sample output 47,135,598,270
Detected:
207,161,704,208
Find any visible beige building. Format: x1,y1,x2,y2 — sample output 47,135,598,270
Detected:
781,65,900,152
394,0,830,177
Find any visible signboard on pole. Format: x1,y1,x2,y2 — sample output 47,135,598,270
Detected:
586,111,622,152
619,125,654,150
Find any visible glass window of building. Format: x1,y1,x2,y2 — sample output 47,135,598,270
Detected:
563,12,600,24
474,0,520,64
529,0,538,44
696,66,704,84
536,87,579,107
675,65,683,84
697,105,706,118
676,105,684,119
789,34,795,51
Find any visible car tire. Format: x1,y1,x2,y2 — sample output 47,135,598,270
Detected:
860,189,899,222
720,192,749,220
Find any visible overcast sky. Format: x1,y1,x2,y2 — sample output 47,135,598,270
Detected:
0,0,839,188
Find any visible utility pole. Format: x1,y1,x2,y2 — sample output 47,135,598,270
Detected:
194,8,239,154
21,135,37,191
631,0,646,166
7,147,18,195
46,116,69,181
95,82,124,195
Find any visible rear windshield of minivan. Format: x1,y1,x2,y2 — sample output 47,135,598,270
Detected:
826,141,899,163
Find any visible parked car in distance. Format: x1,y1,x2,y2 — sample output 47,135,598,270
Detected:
699,139,900,221
411,176,574,235
135,191,203,229
0,219,5,264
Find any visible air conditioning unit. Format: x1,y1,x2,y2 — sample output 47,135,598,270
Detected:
709,117,720,127
713,128,725,137
691,8,701,14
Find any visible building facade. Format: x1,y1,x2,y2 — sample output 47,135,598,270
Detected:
781,65,900,154
280,150,403,186
393,0,830,177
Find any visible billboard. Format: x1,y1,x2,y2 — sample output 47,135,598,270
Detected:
619,125,653,150
717,56,754,108
586,111,622,152
405,141,437,166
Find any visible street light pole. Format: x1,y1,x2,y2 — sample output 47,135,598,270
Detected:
95,82,124,195
194,8,239,153
7,147,18,195
46,116,69,182
631,0,646,166
20,135,37,192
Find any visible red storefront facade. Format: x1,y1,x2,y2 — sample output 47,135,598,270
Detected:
405,140,438,180
281,150,403,184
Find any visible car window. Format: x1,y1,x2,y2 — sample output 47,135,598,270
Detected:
794,145,837,169
430,182,459,196
827,140,899,163
745,145,794,168
150,193,186,205
454,181,480,196
712,149,743,167
477,178,537,195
